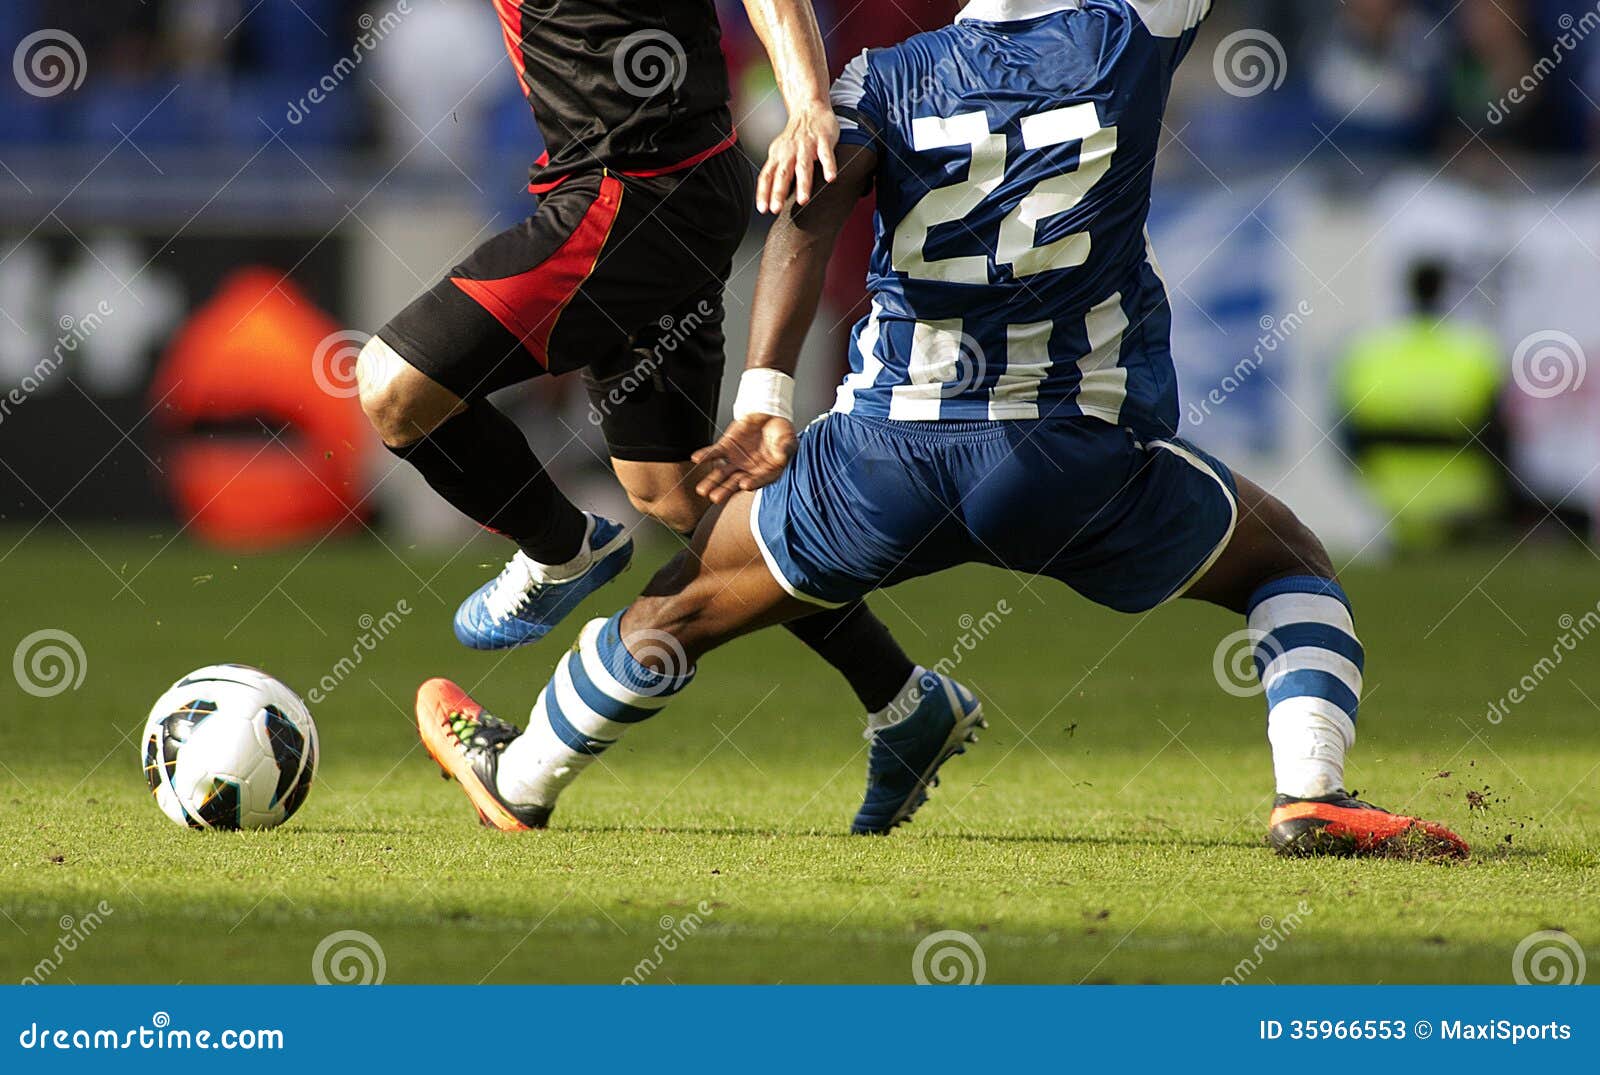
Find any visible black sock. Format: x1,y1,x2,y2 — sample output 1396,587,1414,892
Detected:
387,400,587,563
784,602,916,713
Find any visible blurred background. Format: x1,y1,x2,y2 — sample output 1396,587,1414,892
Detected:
0,0,1596,556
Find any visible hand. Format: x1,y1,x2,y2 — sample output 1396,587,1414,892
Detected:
757,102,838,213
691,415,798,503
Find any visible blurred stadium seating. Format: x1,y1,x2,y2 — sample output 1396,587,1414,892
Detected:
2,0,1597,550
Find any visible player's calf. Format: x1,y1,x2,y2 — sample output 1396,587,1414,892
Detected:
1187,474,1467,857
416,612,693,829
1245,573,1361,802
357,337,616,646
358,334,593,571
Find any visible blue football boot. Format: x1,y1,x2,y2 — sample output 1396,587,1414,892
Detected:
852,670,984,834
453,514,633,650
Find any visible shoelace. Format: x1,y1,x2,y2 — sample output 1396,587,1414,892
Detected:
482,554,540,623
449,710,514,754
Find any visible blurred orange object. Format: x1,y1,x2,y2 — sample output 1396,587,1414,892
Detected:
149,268,372,549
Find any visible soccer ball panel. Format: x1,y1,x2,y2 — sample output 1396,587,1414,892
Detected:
142,701,216,827
140,667,317,831
262,705,307,806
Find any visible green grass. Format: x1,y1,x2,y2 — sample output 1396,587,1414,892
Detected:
1,530,1595,984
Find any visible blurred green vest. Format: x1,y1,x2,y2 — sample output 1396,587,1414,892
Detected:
1337,319,1504,549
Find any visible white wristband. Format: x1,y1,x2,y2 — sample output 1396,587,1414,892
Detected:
732,368,795,422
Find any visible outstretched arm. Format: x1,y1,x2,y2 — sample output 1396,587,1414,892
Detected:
693,143,877,503
741,0,838,212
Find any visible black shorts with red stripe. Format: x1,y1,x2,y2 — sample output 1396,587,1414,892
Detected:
377,145,755,463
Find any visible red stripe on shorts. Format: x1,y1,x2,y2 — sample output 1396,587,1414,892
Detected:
491,0,529,87
449,175,624,365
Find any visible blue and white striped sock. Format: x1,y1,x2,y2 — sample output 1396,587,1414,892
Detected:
496,613,695,808
1247,576,1363,799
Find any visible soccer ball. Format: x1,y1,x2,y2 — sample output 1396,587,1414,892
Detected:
140,664,319,830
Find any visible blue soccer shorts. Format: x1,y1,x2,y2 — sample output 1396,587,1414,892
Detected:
751,413,1239,614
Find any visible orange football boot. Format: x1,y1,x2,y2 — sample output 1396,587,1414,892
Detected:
415,677,551,831
1268,793,1468,858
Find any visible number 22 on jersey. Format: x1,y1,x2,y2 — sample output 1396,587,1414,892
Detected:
891,102,1118,285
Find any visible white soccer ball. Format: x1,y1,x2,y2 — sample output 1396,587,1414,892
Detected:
140,664,319,830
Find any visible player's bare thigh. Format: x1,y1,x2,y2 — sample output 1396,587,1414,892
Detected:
1182,470,1336,614
619,490,817,664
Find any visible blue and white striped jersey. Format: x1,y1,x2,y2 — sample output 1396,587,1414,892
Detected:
828,0,1212,433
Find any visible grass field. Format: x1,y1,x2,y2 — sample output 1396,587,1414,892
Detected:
1,530,1595,985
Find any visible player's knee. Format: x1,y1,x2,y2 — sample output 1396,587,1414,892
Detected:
625,485,706,536
356,337,417,445
356,337,444,447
